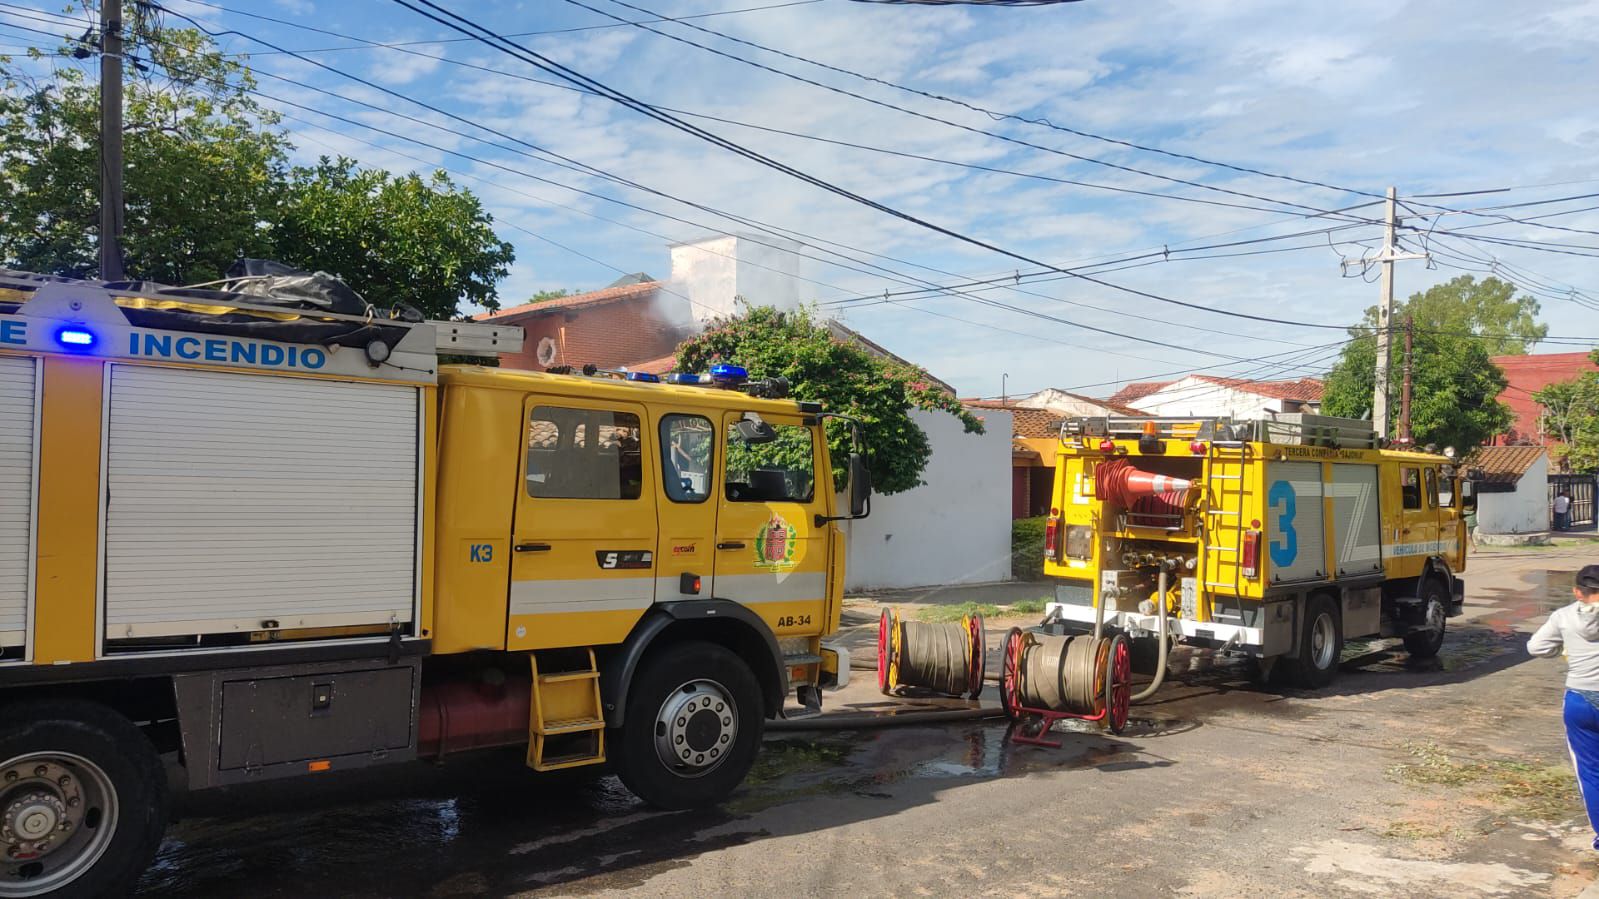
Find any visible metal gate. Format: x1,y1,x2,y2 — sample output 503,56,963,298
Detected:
1550,474,1596,530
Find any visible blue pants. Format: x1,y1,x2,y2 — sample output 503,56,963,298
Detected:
1564,690,1599,848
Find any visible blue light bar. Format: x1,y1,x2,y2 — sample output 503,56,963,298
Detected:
625,371,661,383
710,363,748,385
56,326,96,348
665,373,703,385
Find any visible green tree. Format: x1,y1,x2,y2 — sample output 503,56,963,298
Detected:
1534,350,1599,472
0,5,287,282
529,289,572,303
274,157,514,318
673,307,983,495
1357,275,1546,355
1322,329,1512,451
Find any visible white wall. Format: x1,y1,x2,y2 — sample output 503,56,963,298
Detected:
1132,376,1298,419
843,409,1013,590
1017,388,1120,416
668,234,802,325
1477,453,1550,534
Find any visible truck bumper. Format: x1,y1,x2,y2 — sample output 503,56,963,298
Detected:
1044,601,1265,652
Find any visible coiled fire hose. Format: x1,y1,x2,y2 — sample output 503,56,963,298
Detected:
877,609,985,699
1000,627,1130,734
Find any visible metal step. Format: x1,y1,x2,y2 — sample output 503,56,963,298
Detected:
538,716,605,736
539,670,600,684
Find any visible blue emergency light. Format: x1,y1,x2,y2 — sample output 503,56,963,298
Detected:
625,371,660,383
709,363,748,385
55,326,96,349
665,373,703,385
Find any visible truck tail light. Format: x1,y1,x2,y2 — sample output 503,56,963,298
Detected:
1241,530,1262,578
1044,514,1060,561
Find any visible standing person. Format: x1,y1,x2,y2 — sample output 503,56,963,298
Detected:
1555,490,1573,531
1528,565,1599,850
1463,504,1478,551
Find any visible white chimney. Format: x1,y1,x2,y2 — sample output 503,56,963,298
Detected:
669,234,803,325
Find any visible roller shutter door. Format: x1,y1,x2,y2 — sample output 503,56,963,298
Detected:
104,365,420,640
0,356,38,647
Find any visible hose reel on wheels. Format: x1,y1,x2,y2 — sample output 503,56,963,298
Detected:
1000,628,1130,746
877,608,985,699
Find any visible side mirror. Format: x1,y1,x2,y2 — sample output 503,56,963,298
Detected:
1461,479,1477,512
849,452,872,518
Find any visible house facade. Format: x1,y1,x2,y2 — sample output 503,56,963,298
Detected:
1468,445,1551,536
1114,375,1323,419
1489,352,1599,449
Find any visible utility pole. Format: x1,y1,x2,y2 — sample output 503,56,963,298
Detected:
99,0,124,282
1400,313,1413,443
1344,187,1425,439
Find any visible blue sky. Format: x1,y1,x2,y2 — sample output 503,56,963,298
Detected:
6,0,1599,398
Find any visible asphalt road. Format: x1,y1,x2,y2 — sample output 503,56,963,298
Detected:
140,544,1599,898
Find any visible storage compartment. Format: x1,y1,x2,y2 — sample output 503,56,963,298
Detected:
219,666,415,770
102,364,421,643
174,657,420,788
0,355,38,649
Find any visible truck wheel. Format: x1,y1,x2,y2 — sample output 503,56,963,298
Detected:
1402,577,1449,659
614,641,764,810
0,700,167,898
1287,594,1342,689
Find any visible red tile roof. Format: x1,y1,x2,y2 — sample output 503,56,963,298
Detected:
480,281,661,321
1106,381,1174,406
962,401,1061,439
1464,444,1546,491
632,354,677,375
1190,375,1324,403
1490,352,1598,445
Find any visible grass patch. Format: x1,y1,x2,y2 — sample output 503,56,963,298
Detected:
915,601,1002,623
1381,820,1453,840
1388,741,1580,822
1011,597,1049,615
914,598,1050,622
746,739,852,786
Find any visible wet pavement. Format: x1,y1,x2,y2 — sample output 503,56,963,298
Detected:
137,550,1599,897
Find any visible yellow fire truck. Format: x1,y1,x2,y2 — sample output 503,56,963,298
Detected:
1041,415,1471,689
0,272,867,896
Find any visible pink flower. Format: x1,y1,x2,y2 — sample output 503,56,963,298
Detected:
911,380,928,391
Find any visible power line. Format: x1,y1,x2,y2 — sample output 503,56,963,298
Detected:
547,0,1388,224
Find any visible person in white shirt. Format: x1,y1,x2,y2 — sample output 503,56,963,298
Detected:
1528,565,1599,849
1555,491,1573,531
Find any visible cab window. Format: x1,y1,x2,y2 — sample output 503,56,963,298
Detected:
725,419,815,503
1424,468,1441,509
661,414,713,503
526,406,643,500
1401,467,1422,510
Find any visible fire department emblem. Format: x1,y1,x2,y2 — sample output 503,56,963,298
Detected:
753,514,798,570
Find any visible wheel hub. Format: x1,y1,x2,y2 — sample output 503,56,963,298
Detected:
654,681,736,777
0,752,116,896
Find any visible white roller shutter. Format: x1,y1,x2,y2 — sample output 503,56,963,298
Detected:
104,365,420,639
0,356,38,647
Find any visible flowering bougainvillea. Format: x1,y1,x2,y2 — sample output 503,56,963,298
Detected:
674,306,983,495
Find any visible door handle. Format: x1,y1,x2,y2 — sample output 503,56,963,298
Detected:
514,542,552,553
717,541,746,551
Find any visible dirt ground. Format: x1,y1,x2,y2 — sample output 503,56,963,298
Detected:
140,542,1599,898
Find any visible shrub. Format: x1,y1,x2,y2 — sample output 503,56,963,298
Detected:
1012,516,1047,581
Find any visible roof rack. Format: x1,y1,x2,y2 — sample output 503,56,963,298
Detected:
1061,413,1377,449
1,272,522,357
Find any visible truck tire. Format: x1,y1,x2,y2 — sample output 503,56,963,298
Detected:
0,700,167,898
1402,576,1449,659
614,641,764,810
1286,594,1342,689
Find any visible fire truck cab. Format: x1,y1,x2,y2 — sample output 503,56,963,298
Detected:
1042,414,1470,688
